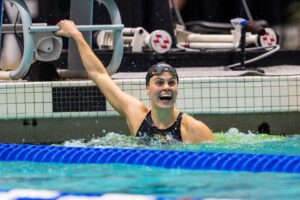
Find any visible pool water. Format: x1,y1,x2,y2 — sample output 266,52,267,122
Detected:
0,129,299,199
0,162,300,199
64,128,300,155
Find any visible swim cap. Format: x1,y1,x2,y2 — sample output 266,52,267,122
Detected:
145,62,178,86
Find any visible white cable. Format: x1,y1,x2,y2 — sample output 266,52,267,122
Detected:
225,45,280,70
176,44,201,52
234,45,278,52
177,43,280,69
177,43,277,53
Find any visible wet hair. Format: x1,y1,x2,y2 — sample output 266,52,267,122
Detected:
145,62,179,86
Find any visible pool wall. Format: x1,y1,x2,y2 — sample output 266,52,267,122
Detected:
1,75,300,143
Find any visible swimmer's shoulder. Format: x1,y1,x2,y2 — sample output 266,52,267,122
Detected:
181,113,215,143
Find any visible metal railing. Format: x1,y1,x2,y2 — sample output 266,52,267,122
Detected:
0,0,124,80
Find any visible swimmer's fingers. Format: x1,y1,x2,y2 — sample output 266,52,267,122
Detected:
55,20,66,36
55,20,78,38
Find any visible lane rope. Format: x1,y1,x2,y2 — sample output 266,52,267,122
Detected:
0,143,299,173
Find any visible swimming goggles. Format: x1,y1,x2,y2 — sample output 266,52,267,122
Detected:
145,62,179,85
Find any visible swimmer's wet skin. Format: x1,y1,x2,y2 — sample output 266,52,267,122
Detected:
55,21,214,144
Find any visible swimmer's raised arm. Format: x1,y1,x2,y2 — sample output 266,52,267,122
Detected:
55,20,148,131
55,20,214,143
55,20,107,79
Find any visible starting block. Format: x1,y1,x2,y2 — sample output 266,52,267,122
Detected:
96,27,172,53
0,0,124,80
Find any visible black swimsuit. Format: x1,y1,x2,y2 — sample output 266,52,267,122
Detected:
136,111,183,142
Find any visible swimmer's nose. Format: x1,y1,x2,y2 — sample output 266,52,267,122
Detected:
162,82,170,90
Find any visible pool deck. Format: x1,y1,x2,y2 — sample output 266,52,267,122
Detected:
112,65,300,79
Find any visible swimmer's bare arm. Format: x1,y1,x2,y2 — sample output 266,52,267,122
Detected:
181,114,215,144
55,20,148,130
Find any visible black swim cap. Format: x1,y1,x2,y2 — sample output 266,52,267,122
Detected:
145,62,179,86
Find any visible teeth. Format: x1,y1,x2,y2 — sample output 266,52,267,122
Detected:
159,95,172,101
160,94,171,97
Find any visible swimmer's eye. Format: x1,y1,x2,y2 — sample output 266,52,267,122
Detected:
154,79,177,87
168,79,176,86
155,79,165,86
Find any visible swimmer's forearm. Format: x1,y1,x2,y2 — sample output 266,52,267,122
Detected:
72,30,133,113
72,32,108,79
56,20,108,79
56,20,140,116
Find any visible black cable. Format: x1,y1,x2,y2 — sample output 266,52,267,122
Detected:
242,0,253,21
14,11,24,51
170,0,186,28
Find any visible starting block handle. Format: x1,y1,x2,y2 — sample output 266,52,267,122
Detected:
2,0,123,80
6,0,34,80
29,24,124,33
98,0,123,75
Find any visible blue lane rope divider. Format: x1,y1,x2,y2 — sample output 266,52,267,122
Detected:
0,143,299,173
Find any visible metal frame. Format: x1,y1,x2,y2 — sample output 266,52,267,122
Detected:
0,0,124,80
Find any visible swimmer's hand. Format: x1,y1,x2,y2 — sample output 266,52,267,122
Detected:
55,19,82,39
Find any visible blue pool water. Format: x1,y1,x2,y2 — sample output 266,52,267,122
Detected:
63,128,300,156
1,162,300,199
0,129,299,199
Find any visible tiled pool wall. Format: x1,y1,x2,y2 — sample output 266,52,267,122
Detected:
0,76,299,119
0,75,300,144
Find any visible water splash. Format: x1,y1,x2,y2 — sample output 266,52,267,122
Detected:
215,127,285,145
61,128,297,155
63,132,168,149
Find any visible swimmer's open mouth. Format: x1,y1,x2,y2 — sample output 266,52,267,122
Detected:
159,94,172,101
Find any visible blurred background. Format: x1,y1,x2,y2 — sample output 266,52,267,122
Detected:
174,0,300,50
30,0,300,50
